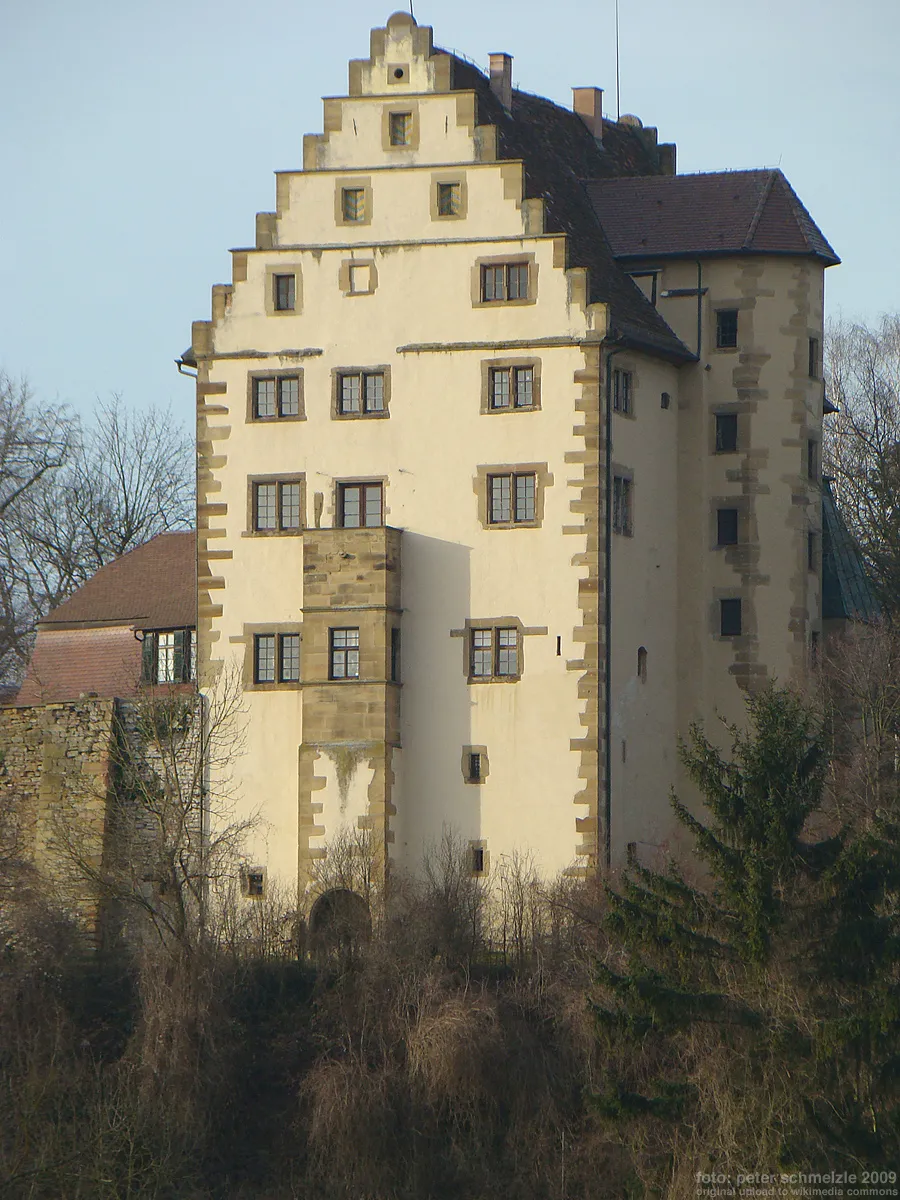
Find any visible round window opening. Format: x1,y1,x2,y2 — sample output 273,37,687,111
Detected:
393,67,405,79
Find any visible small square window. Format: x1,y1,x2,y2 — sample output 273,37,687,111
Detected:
280,633,300,682
716,309,738,349
720,598,742,637
254,634,276,684
480,262,530,303
330,628,360,680
717,508,739,546
389,111,412,146
613,369,633,414
808,337,820,380
715,413,738,453
338,482,383,528
342,188,365,222
437,181,461,216
274,274,295,312
613,475,633,536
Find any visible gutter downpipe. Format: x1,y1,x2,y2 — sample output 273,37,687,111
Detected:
603,341,626,871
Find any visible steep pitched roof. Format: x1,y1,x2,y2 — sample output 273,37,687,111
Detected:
585,170,839,264
821,480,880,622
442,56,694,362
40,532,196,630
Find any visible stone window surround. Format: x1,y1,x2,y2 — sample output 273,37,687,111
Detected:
339,257,379,297
473,462,552,530
328,475,390,529
430,171,468,221
245,369,306,423
710,495,748,550
334,176,373,228
712,301,748,353
471,253,538,309
331,365,391,420
264,263,303,317
240,865,267,899
382,102,420,152
462,744,490,784
712,590,747,641
235,623,303,691
710,404,746,455
480,357,541,414
244,473,306,537
450,617,548,684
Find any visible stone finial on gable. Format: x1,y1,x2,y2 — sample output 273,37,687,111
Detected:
349,12,451,96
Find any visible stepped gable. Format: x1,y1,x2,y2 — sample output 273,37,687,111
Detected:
586,169,840,264
442,53,694,362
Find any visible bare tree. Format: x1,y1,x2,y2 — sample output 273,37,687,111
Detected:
0,390,194,684
824,315,900,611
0,373,71,520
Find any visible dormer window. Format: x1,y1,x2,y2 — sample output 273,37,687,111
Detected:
141,629,196,685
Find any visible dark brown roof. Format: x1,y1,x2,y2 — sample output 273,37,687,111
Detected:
442,56,694,363
41,532,196,630
586,170,839,264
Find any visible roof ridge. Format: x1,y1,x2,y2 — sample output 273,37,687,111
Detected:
742,169,778,251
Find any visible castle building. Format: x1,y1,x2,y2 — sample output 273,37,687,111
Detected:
183,13,838,900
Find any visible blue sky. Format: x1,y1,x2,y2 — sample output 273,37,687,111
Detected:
1,0,897,420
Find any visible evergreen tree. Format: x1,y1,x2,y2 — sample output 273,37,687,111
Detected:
593,686,900,1174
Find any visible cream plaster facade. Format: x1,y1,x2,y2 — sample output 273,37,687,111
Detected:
188,13,835,910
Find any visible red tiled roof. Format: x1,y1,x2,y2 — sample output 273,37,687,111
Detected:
586,170,839,264
15,626,143,705
42,532,196,630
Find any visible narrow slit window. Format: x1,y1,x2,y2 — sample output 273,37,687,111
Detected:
390,627,401,683
613,476,633,536
471,846,485,874
808,336,820,380
637,646,647,683
808,439,818,481
715,413,738,453
808,530,817,571
469,752,482,782
613,369,633,414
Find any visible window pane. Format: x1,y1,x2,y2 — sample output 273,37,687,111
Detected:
255,635,276,683
189,630,197,681
471,629,492,676
716,309,738,349
340,374,361,413
274,275,295,311
254,378,276,418
279,376,300,416
507,263,528,300
482,265,504,302
280,482,302,529
279,634,300,682
342,189,364,221
469,752,481,780
254,483,277,530
715,413,738,453
720,598,742,637
490,368,510,409
330,629,360,680
157,632,176,683
515,474,535,522
514,367,533,407
340,485,361,528
365,373,384,412
489,475,511,523
717,508,739,546
497,628,518,676
363,484,383,527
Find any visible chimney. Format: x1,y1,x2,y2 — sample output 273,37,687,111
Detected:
489,53,513,111
572,87,603,142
